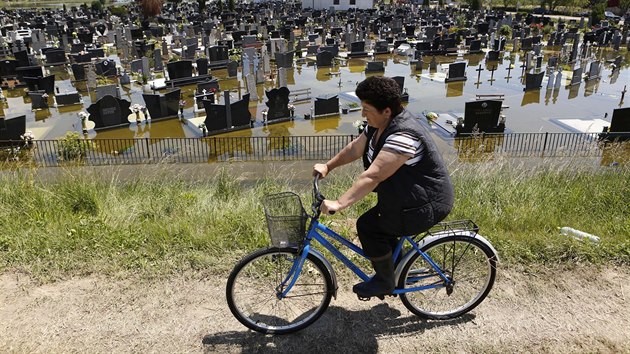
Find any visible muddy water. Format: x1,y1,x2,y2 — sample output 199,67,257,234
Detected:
4,45,629,141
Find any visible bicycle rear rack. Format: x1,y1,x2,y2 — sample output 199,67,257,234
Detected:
415,220,479,241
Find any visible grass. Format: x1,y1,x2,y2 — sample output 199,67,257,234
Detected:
0,159,628,282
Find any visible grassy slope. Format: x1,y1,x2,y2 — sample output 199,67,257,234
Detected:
0,160,628,282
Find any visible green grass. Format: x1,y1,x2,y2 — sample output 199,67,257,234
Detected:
0,160,628,282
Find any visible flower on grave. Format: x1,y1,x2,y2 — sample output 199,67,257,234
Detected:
131,103,144,113
42,93,49,99
20,131,35,142
426,112,439,120
78,111,89,121
287,104,295,110
197,122,206,130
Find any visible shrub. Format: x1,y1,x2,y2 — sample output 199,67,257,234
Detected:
56,131,97,162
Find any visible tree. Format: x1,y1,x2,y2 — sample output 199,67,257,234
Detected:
590,2,605,26
228,0,235,11
139,0,163,17
198,0,206,13
619,0,630,14
470,0,481,10
217,0,223,11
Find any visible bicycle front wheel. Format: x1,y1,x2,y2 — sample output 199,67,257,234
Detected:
399,235,497,320
226,247,333,334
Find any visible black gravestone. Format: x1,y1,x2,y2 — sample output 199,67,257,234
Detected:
44,49,67,64
365,61,385,72
14,50,31,67
94,59,117,77
0,115,26,147
29,91,49,110
24,75,55,93
227,61,238,77
487,50,500,61
469,40,482,53
230,94,252,127
71,63,86,81
88,47,105,58
203,102,229,132
314,94,339,117
458,100,504,135
445,62,467,82
524,72,544,91
196,58,209,76
55,92,82,106
167,60,194,80
374,40,389,54
197,79,220,94
142,88,181,120
87,95,132,130
316,50,334,67
609,107,630,133
16,66,43,81
0,60,19,77
392,76,409,102
569,67,583,86
275,51,294,69
265,87,291,121
350,41,365,53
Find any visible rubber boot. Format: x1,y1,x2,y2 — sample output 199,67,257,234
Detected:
353,253,395,299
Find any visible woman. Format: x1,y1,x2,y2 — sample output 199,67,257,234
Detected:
313,76,454,299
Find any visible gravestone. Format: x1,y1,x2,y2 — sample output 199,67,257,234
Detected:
265,87,291,121
192,56,207,76
95,85,120,101
316,50,334,67
277,67,288,88
314,94,339,117
524,72,544,91
44,49,67,64
365,61,385,72
142,89,181,120
87,95,132,130
95,59,117,77
469,40,482,54
0,115,26,147
119,72,131,85
227,61,238,77
456,100,504,135
29,91,49,110
275,51,294,69
71,64,86,81
585,61,601,80
55,92,82,106
245,73,258,101
392,76,409,102
24,75,55,93
153,48,163,71
202,92,252,132
608,107,630,133
16,66,44,81
374,40,389,54
167,60,194,80
487,50,500,61
445,62,467,82
569,67,583,86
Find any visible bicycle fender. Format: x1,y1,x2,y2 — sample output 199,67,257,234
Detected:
308,248,339,299
394,232,499,280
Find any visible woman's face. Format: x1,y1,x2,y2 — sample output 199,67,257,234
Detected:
361,102,391,129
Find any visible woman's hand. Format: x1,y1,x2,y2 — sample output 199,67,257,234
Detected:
312,163,329,178
321,199,341,215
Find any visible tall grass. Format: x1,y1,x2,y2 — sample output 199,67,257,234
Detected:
0,159,628,282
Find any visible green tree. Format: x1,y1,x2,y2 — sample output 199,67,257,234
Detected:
228,0,235,11
470,0,481,10
217,0,223,11
423,0,430,7
590,2,605,26
619,0,630,14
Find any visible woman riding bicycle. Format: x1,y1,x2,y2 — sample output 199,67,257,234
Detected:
313,76,455,299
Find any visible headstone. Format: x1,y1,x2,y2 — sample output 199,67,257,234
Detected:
569,67,583,85
95,59,117,77
196,58,209,76
154,48,163,71
167,60,194,80
277,67,288,88
142,88,181,120
0,115,26,146
265,87,291,121
71,63,86,81
95,84,120,101
457,100,504,135
585,61,601,80
245,73,258,101
87,95,132,130
29,91,49,110
316,50,334,67
446,62,467,82
55,92,82,106
524,72,544,91
365,61,385,72
608,107,630,133
314,94,339,117
227,60,238,77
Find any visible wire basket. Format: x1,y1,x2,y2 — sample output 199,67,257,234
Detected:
262,192,308,247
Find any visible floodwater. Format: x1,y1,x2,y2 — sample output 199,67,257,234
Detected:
3,43,629,143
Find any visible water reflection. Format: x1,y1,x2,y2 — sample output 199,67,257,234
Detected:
521,90,541,106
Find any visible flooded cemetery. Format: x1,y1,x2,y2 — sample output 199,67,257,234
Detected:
0,1,629,165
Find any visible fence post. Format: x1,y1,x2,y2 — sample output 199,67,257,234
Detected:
542,132,548,157
145,138,151,161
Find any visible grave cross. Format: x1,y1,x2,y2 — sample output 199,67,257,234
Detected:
488,65,497,85
505,64,513,83
520,61,528,77
475,64,483,88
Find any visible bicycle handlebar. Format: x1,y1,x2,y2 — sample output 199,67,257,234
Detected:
312,174,335,216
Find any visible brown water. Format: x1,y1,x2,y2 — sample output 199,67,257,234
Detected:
6,45,630,142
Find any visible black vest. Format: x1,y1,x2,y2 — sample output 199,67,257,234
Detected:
362,109,454,236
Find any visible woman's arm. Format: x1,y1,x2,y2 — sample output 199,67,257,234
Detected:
321,148,410,214
313,133,368,177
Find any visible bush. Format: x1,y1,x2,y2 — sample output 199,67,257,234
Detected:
499,24,512,37
56,131,97,162
91,0,102,12
109,5,127,17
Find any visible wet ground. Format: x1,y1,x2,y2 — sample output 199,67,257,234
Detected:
2,43,629,141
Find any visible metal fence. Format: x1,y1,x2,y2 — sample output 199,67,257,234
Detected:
1,132,628,167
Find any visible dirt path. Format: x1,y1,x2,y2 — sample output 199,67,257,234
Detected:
1,266,629,353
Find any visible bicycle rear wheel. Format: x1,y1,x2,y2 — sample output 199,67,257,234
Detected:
226,247,333,334
399,235,497,319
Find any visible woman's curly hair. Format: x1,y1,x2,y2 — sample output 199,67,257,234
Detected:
355,76,403,117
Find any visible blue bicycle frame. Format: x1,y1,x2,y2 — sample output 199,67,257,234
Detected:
277,217,453,299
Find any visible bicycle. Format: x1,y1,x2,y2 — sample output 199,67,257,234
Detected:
226,175,499,334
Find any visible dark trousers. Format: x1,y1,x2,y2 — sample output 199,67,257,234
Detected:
356,206,399,258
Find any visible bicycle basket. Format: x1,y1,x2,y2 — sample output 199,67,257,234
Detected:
262,192,308,247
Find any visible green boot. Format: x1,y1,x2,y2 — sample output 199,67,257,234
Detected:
353,253,395,298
